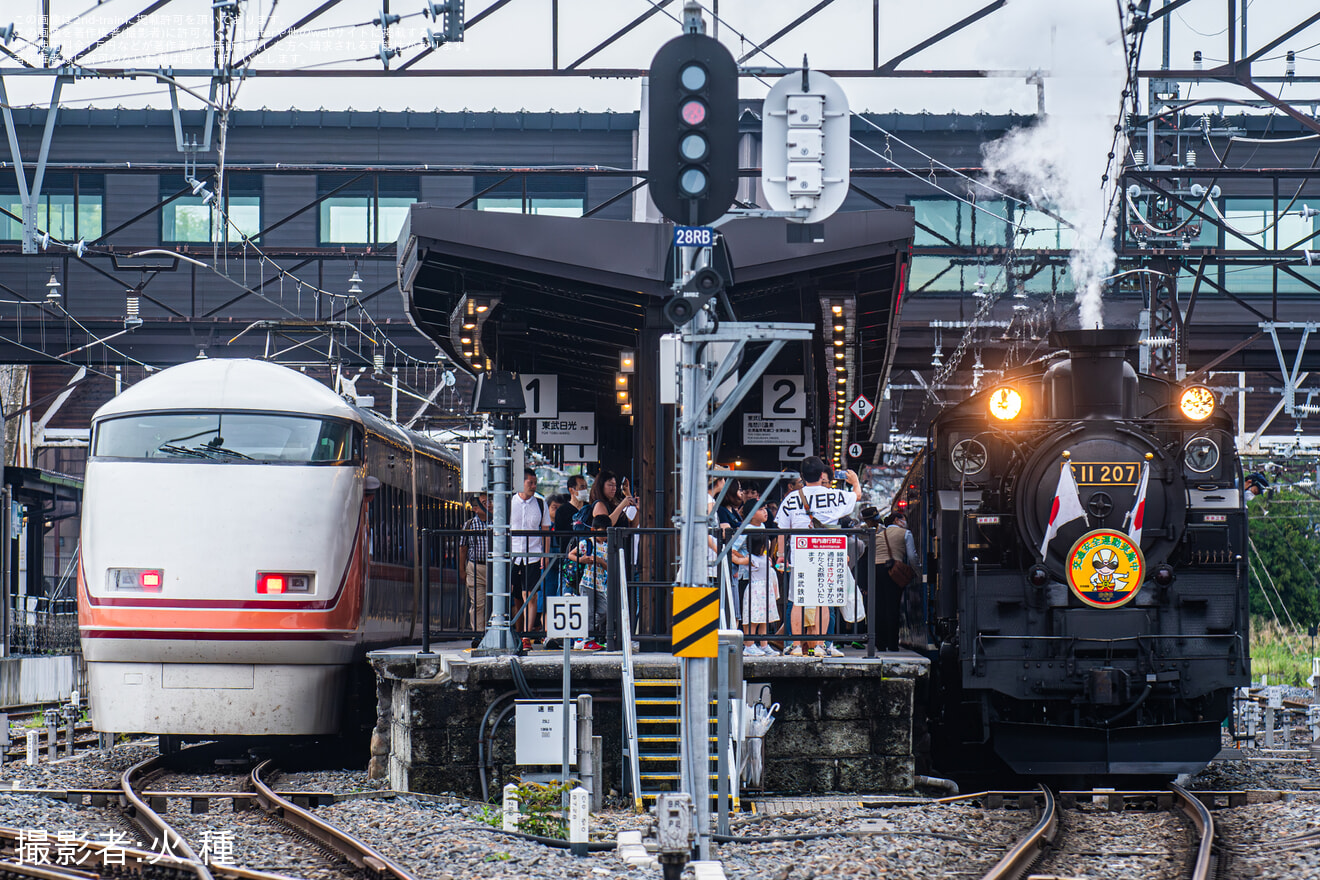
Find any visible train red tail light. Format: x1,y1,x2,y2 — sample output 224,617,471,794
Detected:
256,572,312,594
109,568,163,591
1028,564,1050,587
1154,564,1175,586
258,574,285,594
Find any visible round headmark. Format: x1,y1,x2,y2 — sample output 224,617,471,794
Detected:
1065,528,1145,609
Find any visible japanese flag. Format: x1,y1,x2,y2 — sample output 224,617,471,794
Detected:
1039,460,1086,557
1128,459,1150,546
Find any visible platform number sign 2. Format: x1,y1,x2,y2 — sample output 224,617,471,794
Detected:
547,595,588,640
519,374,559,420
762,374,806,420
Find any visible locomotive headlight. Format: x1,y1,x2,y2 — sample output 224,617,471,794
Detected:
1179,385,1216,420
988,386,1023,421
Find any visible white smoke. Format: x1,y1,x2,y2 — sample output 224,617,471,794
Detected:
978,2,1129,329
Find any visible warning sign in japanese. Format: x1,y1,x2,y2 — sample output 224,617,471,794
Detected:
789,534,849,607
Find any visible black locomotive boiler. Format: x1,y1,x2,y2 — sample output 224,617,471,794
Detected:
900,329,1250,777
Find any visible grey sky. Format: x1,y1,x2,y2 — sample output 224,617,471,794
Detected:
1,1,1315,116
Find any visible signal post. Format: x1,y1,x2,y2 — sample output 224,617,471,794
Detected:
647,5,837,864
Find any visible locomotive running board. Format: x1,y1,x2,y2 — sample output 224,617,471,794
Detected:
990,720,1224,775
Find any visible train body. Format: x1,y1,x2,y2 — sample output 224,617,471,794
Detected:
901,329,1250,776
78,358,463,737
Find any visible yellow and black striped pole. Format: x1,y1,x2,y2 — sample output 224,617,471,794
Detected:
671,587,719,658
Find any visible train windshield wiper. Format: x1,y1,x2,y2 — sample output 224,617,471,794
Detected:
155,443,215,460
201,443,253,460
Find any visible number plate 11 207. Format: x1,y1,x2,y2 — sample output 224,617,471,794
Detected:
1073,462,1140,486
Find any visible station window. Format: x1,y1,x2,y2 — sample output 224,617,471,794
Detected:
474,174,586,217
1220,197,1309,292
911,196,1010,248
318,174,418,245
0,173,103,242
161,175,261,244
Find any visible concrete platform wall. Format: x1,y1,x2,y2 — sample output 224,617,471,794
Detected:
0,654,82,706
369,649,927,800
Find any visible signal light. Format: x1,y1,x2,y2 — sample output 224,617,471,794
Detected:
140,571,161,589
988,387,1023,420
648,33,738,225
1028,564,1050,587
1179,385,1215,421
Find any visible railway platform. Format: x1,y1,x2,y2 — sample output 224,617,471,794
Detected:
368,643,928,802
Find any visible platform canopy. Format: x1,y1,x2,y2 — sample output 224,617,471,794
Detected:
398,205,914,470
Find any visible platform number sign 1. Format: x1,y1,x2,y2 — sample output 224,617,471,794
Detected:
547,595,588,640
762,374,806,420
519,374,559,420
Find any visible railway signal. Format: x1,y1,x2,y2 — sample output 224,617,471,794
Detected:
647,31,739,225
761,66,850,224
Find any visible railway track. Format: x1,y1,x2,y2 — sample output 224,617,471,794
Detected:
118,748,418,880
2,745,420,880
978,785,1215,880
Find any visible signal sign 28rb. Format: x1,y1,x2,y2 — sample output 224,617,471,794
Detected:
674,226,715,247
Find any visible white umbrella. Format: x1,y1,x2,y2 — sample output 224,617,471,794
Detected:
740,701,779,788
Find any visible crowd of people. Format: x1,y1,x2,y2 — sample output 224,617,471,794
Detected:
456,455,915,656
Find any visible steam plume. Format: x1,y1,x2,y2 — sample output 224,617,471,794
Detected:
979,2,1128,329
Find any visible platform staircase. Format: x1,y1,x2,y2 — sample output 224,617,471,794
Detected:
632,677,724,808
619,551,742,812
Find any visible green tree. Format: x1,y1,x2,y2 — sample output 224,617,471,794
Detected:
1246,487,1320,627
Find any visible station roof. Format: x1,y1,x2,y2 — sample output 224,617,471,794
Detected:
397,205,915,404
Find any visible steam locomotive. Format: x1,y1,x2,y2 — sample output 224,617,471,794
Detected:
900,329,1249,777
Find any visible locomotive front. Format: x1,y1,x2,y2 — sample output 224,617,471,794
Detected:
913,329,1249,776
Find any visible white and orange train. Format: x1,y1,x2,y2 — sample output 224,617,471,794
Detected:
78,359,463,741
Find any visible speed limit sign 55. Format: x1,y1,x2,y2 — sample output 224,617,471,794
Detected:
547,595,589,640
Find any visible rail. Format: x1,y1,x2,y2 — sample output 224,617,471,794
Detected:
250,760,417,880
978,785,1058,880
119,753,214,880
1172,783,1216,880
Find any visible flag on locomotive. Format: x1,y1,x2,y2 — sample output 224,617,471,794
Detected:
1039,456,1085,557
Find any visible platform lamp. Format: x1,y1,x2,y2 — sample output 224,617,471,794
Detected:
471,371,527,656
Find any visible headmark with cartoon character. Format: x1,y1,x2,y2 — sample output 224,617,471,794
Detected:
1065,529,1145,608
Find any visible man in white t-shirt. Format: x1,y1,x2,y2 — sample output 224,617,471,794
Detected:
510,468,552,644
774,456,861,657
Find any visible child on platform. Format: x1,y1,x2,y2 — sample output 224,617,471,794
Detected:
739,531,780,655
568,513,613,650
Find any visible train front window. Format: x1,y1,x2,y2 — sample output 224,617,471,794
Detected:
94,413,357,463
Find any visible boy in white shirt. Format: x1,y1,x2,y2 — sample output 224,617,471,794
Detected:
774,456,861,657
